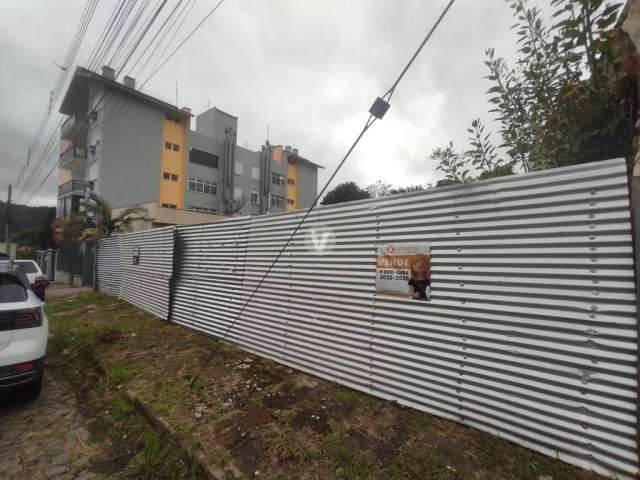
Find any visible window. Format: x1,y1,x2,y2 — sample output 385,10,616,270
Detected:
163,172,178,181
161,203,177,209
251,166,260,180
187,177,216,195
270,195,285,208
234,186,243,201
287,198,294,205
190,148,218,168
235,160,243,176
287,178,295,185
14,261,39,274
165,113,181,124
250,191,259,205
187,205,216,214
165,142,180,152
271,173,285,186
0,274,27,304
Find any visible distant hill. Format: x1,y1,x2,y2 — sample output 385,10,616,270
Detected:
0,201,55,235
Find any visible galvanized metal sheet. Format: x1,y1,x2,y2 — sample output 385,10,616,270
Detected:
96,235,122,296
170,158,638,479
119,226,175,319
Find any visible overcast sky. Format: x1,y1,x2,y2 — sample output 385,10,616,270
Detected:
0,0,551,207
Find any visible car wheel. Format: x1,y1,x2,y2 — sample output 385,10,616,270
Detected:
21,372,43,401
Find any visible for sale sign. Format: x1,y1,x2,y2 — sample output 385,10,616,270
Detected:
376,242,431,301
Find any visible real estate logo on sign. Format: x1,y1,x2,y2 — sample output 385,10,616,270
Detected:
376,242,431,301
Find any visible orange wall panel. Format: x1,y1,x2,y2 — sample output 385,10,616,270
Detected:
159,116,187,208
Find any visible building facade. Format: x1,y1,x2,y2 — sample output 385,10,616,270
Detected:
57,66,321,229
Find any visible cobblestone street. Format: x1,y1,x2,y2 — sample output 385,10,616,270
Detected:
0,373,101,480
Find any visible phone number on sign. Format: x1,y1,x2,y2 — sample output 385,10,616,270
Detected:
377,269,409,281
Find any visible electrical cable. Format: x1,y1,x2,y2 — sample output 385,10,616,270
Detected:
16,0,99,195
101,0,197,134
123,0,184,78
189,0,458,386
133,0,197,79
18,0,144,204
117,0,168,76
21,0,196,205
107,0,154,68
88,0,128,70
18,0,149,203
141,0,225,87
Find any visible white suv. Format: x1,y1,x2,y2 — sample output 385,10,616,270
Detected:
0,261,48,400
14,260,48,301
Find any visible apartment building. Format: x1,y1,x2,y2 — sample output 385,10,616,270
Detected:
57,66,321,230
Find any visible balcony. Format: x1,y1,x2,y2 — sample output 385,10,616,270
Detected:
59,144,87,168
61,113,88,142
58,179,87,197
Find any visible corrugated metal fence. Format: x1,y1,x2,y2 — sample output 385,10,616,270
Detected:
96,235,122,296
97,158,639,479
96,227,175,319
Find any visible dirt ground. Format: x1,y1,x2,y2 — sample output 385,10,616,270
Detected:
46,292,608,480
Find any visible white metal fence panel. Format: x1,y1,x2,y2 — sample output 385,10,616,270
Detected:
172,218,250,336
96,236,122,296
171,158,638,479
119,227,175,319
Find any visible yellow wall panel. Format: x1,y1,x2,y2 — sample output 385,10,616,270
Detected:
160,116,187,208
287,160,298,211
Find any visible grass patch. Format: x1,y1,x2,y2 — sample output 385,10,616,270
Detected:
336,386,379,410
46,292,608,480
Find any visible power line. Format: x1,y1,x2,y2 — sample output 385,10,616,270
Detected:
18,0,158,204
133,0,198,79
107,0,154,68
87,0,128,70
123,0,184,77
17,0,138,204
21,0,204,206
16,0,99,195
117,0,169,76
190,0,458,386
142,0,225,86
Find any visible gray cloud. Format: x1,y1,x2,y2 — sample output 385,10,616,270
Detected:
0,0,551,206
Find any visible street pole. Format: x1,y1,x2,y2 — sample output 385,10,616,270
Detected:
4,185,11,258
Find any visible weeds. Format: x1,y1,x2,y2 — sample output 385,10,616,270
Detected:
46,292,607,480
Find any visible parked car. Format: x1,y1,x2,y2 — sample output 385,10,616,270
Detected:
14,260,48,301
0,261,48,400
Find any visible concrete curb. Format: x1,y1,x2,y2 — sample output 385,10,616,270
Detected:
125,389,244,480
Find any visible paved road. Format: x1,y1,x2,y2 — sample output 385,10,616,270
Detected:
0,374,101,480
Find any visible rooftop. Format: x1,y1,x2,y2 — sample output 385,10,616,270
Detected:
59,66,190,118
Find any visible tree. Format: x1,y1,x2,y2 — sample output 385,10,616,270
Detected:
321,182,371,206
389,184,428,195
366,180,392,199
466,119,512,177
84,194,147,236
483,0,631,169
429,0,631,181
431,142,473,185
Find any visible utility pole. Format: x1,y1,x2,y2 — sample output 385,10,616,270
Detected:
4,185,11,258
